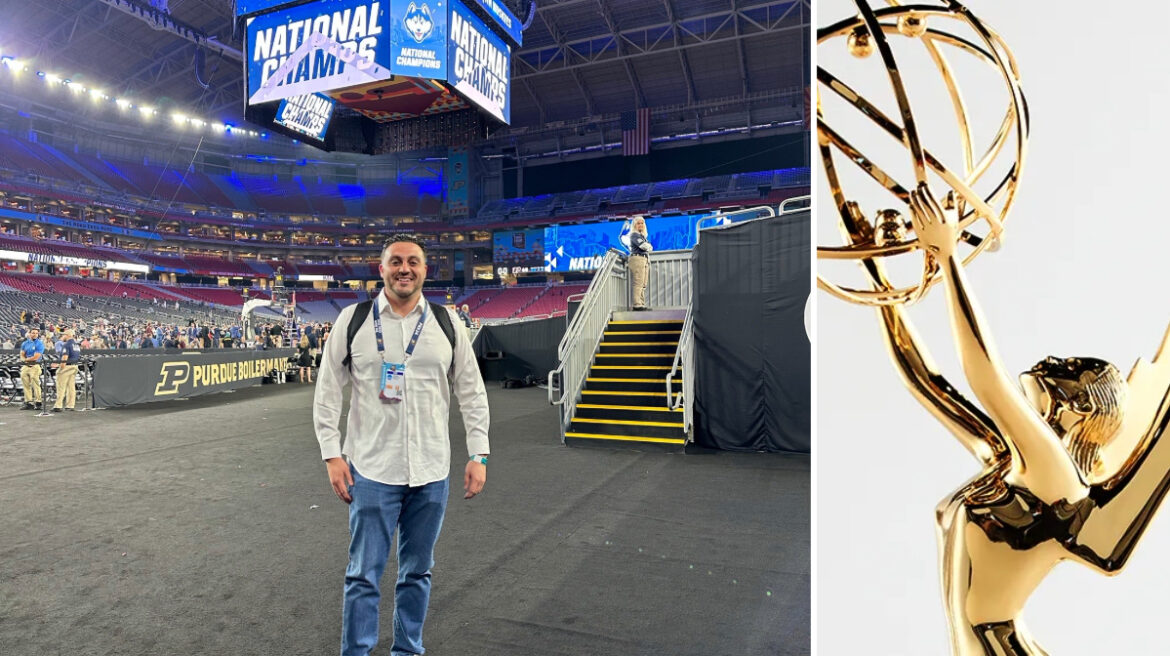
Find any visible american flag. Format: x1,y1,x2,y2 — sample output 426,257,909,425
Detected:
621,107,650,156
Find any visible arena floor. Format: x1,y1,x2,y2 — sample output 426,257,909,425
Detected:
0,384,808,656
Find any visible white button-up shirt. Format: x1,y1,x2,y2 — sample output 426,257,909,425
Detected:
313,291,490,487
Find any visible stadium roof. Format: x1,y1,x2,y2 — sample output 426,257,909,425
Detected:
1,0,807,128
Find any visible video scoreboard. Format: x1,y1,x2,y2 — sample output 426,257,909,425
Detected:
238,0,519,149
493,213,735,276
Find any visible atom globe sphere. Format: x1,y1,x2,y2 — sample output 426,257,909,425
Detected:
817,0,1028,306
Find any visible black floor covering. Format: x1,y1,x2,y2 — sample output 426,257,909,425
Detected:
0,384,808,656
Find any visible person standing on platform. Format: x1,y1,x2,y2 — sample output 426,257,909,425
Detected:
314,235,490,656
52,328,81,412
19,327,44,411
624,216,654,310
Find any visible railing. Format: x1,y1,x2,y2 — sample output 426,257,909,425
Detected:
548,249,628,439
640,249,695,309
666,300,695,439
779,195,811,214
693,206,776,244
480,311,564,326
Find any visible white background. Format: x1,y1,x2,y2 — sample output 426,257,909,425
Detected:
817,1,1170,653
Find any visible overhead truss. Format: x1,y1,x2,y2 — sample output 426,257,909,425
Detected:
514,0,808,79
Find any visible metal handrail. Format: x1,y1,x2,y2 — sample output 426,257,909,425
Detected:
548,250,627,424
481,311,562,326
779,194,811,214
693,205,777,244
556,249,623,360
664,301,687,409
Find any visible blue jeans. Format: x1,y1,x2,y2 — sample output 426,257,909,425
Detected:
342,465,449,656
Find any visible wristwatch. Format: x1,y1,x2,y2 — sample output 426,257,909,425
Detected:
470,455,488,465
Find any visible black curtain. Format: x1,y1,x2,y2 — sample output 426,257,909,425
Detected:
473,316,566,381
693,212,810,452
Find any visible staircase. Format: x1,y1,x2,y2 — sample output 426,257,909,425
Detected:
565,310,687,451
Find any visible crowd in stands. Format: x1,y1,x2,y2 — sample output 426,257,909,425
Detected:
1,307,323,353
0,277,588,360
0,270,585,329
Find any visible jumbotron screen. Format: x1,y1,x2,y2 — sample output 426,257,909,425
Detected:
273,92,336,142
239,0,517,150
494,213,728,274
492,228,544,274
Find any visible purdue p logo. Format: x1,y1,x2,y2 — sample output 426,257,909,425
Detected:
155,362,190,396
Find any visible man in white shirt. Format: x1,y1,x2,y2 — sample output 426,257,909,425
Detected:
314,235,490,656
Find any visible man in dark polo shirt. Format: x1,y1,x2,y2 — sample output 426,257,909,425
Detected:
52,328,81,412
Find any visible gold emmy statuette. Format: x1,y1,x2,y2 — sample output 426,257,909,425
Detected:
819,2,1170,655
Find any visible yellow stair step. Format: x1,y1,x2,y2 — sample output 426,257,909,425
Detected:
591,365,674,370
587,377,674,383
582,390,669,396
577,403,682,412
574,417,684,428
600,341,679,346
565,432,686,445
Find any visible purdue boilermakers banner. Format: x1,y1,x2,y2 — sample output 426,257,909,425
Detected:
92,349,295,407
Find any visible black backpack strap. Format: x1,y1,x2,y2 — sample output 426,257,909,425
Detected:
429,301,458,382
428,302,456,352
343,300,374,372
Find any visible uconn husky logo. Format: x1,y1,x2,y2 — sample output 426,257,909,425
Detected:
403,3,435,43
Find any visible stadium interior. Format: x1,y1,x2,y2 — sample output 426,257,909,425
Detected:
0,0,811,654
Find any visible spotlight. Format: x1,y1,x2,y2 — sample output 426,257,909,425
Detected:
172,113,187,124
191,118,205,127
44,73,60,84
115,98,131,109
139,106,155,117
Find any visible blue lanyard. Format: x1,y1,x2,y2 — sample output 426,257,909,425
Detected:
372,296,428,362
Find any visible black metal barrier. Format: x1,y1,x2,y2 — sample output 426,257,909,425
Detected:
90,348,296,407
